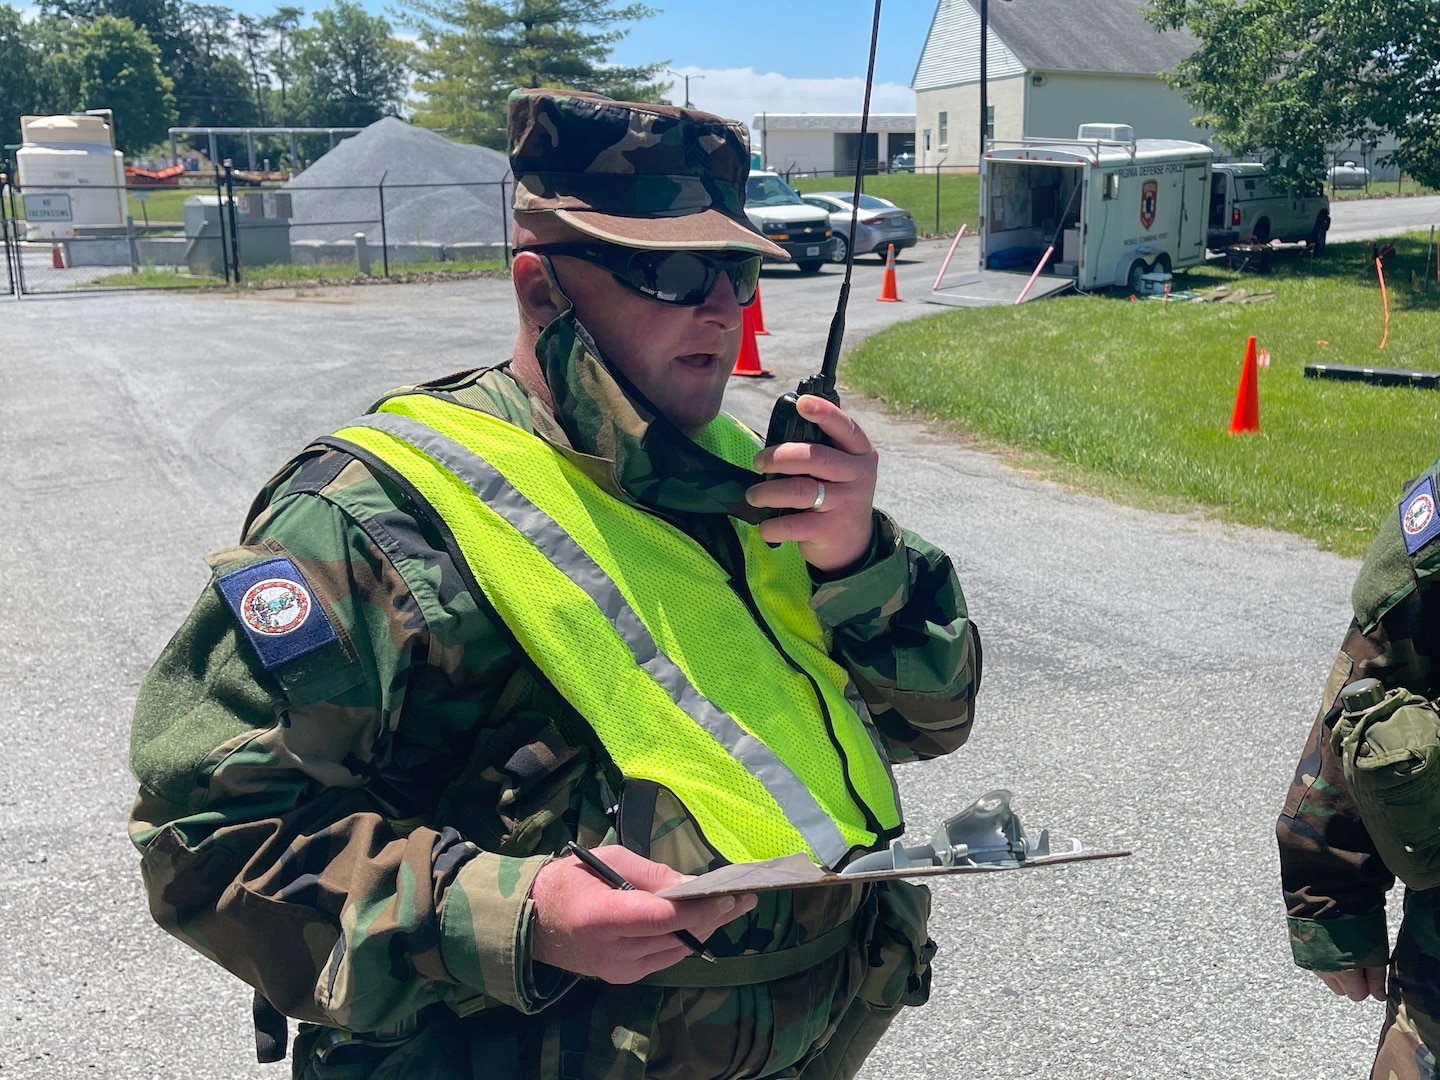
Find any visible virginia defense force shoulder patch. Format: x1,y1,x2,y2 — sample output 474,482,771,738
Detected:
1400,476,1440,556
215,555,339,670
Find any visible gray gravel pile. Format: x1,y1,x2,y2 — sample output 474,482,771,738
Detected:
283,117,512,246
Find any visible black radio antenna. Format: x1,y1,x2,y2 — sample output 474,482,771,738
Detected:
763,0,883,450
821,0,885,389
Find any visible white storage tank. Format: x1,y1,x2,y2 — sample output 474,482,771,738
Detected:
17,113,126,240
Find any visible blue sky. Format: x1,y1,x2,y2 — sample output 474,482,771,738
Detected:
226,0,938,131
604,0,935,127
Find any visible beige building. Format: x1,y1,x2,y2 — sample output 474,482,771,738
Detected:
914,0,1205,169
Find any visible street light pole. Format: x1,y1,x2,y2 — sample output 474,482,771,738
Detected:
979,0,1010,166
666,69,704,109
979,0,988,166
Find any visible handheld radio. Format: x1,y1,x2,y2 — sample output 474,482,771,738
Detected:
762,0,884,451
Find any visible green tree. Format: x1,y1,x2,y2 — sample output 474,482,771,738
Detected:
264,5,304,124
404,0,667,148
171,2,257,128
1148,0,1440,190
68,14,176,150
236,13,271,123
0,5,42,148
289,0,409,127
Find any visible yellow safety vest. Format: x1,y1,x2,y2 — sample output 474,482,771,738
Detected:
330,393,902,869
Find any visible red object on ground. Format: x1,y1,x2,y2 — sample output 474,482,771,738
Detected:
1376,256,1390,350
124,164,185,187
730,303,774,377
1229,335,1261,435
877,244,901,301
51,245,65,269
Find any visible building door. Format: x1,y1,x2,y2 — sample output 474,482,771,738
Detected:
834,132,880,177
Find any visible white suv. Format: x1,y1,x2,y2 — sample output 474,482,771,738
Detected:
744,171,837,273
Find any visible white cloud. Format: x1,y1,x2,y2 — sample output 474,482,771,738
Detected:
663,66,915,137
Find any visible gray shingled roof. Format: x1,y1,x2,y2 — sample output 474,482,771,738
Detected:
974,0,1196,76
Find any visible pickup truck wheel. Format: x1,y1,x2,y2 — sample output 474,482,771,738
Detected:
829,234,849,264
796,260,824,274
1311,215,1329,254
1126,258,1148,294
1253,218,1272,244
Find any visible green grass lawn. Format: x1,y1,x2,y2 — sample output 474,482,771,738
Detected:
87,256,507,289
1329,179,1438,200
846,232,1440,557
127,187,201,223
791,173,980,237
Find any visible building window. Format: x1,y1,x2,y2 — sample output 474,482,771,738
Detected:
938,111,948,147
923,129,931,152
984,105,994,140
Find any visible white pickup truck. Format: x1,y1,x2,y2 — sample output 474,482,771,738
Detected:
1207,163,1330,251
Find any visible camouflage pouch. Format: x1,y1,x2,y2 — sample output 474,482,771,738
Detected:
292,1016,468,1080
792,881,935,1080
857,878,936,1009
1331,682,1440,890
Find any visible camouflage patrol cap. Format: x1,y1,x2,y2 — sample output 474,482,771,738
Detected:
507,88,787,258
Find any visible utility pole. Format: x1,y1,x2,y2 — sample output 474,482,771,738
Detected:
979,0,1011,166
667,69,704,109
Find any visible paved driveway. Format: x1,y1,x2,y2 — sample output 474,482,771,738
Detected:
0,232,1404,1078
1330,193,1440,242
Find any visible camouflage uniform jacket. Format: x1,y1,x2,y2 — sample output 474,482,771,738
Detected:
129,316,981,1078
1277,457,1440,973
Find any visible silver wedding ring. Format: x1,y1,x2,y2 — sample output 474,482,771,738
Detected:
811,482,826,512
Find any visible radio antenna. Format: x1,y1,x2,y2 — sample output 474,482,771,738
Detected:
763,0,883,451
818,0,884,389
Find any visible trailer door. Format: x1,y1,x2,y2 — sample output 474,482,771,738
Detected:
1180,162,1208,264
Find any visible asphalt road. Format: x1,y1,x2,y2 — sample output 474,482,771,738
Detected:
0,215,1422,1078
1329,193,1440,242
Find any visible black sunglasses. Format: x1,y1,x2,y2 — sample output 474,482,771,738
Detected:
515,243,762,307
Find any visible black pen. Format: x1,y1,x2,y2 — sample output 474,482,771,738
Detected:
565,840,717,963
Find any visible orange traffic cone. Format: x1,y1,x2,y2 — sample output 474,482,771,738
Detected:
52,244,65,269
877,243,900,302
750,284,770,335
1228,335,1261,434
730,303,773,378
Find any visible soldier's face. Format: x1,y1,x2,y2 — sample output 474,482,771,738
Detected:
550,253,743,436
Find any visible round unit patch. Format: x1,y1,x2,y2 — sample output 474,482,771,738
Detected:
240,578,312,636
1403,491,1435,537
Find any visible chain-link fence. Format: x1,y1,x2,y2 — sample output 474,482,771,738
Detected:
0,166,512,297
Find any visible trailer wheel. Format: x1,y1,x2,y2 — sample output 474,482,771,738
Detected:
1154,253,1172,275
1126,259,1148,294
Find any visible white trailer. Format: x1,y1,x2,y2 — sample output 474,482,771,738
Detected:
979,125,1213,294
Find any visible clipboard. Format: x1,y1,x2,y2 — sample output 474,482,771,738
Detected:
657,847,1131,901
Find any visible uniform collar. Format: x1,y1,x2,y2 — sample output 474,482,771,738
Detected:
533,311,774,524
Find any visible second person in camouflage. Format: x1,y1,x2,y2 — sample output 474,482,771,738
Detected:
1279,456,1440,1080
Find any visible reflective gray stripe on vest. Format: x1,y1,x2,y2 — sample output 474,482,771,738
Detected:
349,412,854,869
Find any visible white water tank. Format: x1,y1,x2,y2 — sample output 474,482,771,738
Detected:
17,113,126,240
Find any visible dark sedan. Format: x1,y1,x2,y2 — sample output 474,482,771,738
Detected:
799,192,918,263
